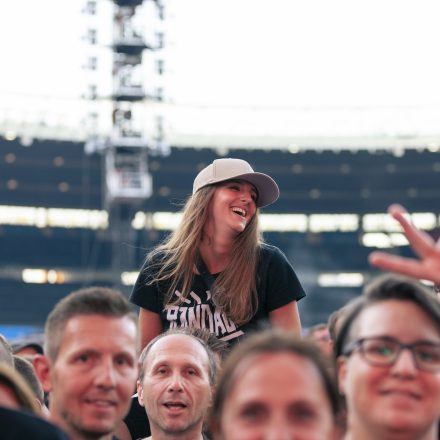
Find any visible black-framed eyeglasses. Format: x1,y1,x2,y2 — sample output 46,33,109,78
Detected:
343,336,440,373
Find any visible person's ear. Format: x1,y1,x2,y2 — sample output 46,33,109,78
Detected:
137,379,144,407
33,354,52,393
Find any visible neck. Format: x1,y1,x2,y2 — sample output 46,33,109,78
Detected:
149,436,203,440
149,428,204,440
49,411,112,440
199,234,234,273
345,422,438,440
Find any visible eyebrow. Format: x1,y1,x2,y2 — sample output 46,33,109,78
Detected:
70,348,135,359
149,360,205,374
229,179,258,197
357,335,440,344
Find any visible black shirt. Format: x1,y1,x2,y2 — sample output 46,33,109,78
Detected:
130,243,305,345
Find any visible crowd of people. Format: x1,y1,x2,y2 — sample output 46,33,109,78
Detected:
1,158,439,439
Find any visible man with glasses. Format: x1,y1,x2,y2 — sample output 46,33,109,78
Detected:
334,274,440,440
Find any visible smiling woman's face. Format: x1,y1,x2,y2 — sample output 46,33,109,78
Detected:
206,180,257,236
219,352,335,440
338,300,440,438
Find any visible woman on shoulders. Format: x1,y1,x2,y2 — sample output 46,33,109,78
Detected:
130,158,305,349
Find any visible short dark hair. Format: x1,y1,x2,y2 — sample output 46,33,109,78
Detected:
327,310,342,342
327,301,359,343
45,287,136,361
138,329,218,385
334,274,440,359
12,341,43,356
306,323,328,338
210,329,340,433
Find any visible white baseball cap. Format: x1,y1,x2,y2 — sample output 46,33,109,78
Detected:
192,158,279,208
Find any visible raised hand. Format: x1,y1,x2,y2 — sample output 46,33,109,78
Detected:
368,204,440,285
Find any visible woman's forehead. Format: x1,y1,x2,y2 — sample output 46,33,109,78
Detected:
226,179,258,193
354,300,440,338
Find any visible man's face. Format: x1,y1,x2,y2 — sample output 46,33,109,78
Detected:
138,334,212,437
338,300,440,437
310,328,333,358
47,315,138,439
220,352,335,440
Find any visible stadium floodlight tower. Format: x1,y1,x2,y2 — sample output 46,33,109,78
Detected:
84,0,167,281
107,0,166,206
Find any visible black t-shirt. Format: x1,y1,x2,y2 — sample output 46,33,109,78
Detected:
124,394,150,440
130,243,305,345
1,407,69,440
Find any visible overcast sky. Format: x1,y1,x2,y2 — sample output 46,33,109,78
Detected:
1,0,440,146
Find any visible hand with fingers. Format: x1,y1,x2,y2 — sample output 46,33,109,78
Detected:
368,204,440,285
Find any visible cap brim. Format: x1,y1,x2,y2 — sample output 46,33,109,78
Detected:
221,172,279,207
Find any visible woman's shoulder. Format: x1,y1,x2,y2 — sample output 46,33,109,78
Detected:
259,242,278,253
145,248,167,263
135,251,171,285
140,249,168,269
258,242,285,260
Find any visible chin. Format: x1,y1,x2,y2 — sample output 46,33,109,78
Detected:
378,412,426,434
232,222,247,233
78,426,113,438
80,420,115,436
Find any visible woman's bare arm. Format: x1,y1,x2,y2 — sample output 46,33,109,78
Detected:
268,301,302,337
138,308,163,351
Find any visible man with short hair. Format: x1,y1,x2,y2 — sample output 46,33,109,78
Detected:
35,287,139,440
12,340,44,358
306,323,333,359
136,330,216,440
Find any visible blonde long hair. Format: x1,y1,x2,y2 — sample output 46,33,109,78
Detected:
146,184,262,325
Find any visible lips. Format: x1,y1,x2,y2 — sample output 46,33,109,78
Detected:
84,398,117,409
380,389,421,400
231,207,247,217
163,401,188,415
164,401,187,408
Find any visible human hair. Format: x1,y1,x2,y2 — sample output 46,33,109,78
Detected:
306,323,328,337
138,328,218,385
0,362,41,414
327,301,358,343
12,341,43,356
210,329,340,433
327,310,340,342
145,182,262,325
334,274,440,359
44,287,137,361
177,327,230,361
0,334,14,367
13,355,44,404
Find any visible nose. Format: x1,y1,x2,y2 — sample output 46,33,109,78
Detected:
263,415,292,440
239,189,253,203
390,348,418,377
95,358,117,389
167,372,184,392
264,426,292,440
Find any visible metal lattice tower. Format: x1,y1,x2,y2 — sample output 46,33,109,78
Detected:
83,0,167,280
